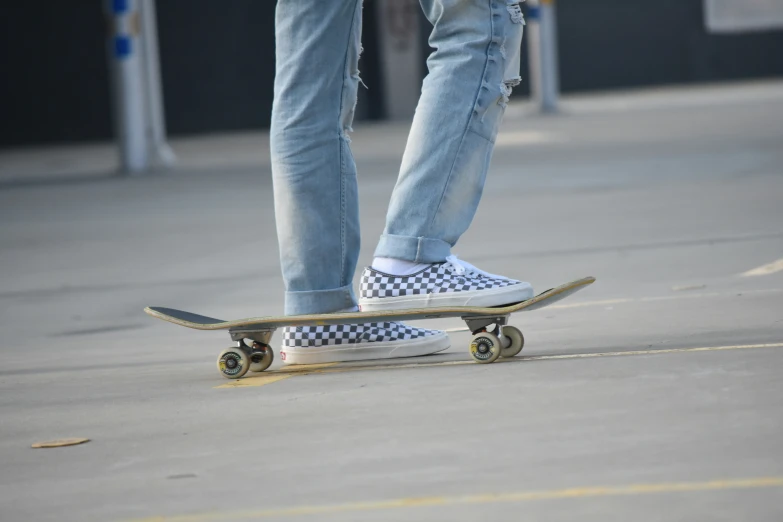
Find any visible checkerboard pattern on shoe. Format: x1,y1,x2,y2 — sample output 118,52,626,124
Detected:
360,259,520,299
282,322,441,348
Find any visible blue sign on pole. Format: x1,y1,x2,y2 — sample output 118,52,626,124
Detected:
112,0,129,14
114,36,132,58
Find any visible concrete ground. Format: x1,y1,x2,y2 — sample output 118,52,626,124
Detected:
1,81,782,521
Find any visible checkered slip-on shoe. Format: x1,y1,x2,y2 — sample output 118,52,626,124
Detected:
359,255,534,311
279,321,450,365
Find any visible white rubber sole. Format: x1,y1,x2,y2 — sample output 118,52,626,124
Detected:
358,282,534,312
280,332,450,365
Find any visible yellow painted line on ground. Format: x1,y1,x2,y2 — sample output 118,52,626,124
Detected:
215,343,783,387
214,363,338,389
550,297,634,309
214,373,293,389
742,258,783,277
131,476,783,521
302,342,783,376
520,342,783,362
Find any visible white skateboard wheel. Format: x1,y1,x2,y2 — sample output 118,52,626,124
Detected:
249,343,274,373
217,347,250,379
469,332,502,364
500,326,525,358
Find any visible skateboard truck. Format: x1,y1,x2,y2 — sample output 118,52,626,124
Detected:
463,314,508,334
229,328,273,345
215,330,276,377
461,314,523,364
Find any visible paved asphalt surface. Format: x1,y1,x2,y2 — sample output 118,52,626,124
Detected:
1,82,782,521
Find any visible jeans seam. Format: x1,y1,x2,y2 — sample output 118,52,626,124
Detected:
340,144,346,286
427,0,495,239
338,0,362,286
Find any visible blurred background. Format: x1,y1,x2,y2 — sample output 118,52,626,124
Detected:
1,1,783,521
2,0,783,148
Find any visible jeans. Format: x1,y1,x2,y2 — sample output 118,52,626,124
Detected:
271,0,525,315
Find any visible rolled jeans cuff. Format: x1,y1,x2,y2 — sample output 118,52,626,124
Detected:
285,284,357,316
373,233,452,264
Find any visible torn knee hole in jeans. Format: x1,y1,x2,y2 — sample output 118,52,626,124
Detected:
506,1,524,25
499,1,525,107
498,83,512,108
356,45,369,89
342,72,367,141
498,77,521,108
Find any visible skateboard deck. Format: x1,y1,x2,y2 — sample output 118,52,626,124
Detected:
145,276,595,330
145,276,595,379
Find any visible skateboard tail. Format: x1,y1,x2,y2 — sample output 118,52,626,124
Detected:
520,278,595,311
145,307,227,329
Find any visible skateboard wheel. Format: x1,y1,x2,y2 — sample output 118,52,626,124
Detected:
469,332,502,364
217,348,250,379
500,326,525,358
249,343,274,373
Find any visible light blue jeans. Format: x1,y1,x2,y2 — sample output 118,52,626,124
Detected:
271,0,524,315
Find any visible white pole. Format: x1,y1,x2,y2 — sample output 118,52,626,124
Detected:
138,0,176,167
377,0,422,119
106,0,148,174
526,0,559,113
539,0,560,112
526,0,543,108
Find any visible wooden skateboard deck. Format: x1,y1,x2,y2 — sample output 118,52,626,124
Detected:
145,276,595,330
144,276,595,379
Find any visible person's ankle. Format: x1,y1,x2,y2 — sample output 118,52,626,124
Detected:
371,257,431,276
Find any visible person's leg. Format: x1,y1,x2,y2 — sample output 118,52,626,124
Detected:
271,0,363,316
271,1,450,362
374,0,525,263
360,0,531,311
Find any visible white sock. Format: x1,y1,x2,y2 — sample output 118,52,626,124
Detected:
372,257,431,276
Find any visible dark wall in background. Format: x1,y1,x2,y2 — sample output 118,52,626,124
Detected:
1,3,112,146
2,0,782,147
555,0,783,92
155,1,276,136
0,1,382,147
156,0,384,134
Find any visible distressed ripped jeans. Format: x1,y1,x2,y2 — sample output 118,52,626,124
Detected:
271,0,525,315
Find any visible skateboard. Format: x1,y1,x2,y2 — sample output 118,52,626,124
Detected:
145,276,595,379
